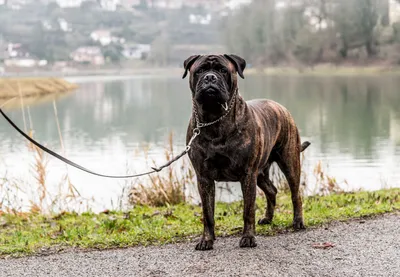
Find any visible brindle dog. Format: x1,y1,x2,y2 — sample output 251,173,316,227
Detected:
183,54,310,251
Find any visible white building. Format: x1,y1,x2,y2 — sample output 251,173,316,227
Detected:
5,59,47,67
90,29,125,46
6,43,30,58
139,0,225,10
225,0,252,10
70,46,105,65
100,0,120,11
58,18,71,32
122,44,150,59
189,14,212,25
56,0,84,8
91,30,113,45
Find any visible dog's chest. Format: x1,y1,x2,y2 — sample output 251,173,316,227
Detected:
192,136,251,182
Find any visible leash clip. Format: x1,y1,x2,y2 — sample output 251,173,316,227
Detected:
186,127,201,152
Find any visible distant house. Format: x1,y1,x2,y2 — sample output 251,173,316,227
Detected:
122,44,150,59
5,59,47,67
225,0,252,10
90,30,113,46
6,43,31,58
120,0,139,10
3,42,47,67
56,0,83,8
99,0,120,11
135,0,224,10
70,46,105,65
90,29,125,46
58,18,71,32
189,14,212,25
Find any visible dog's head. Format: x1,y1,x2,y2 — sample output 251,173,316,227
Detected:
182,54,246,112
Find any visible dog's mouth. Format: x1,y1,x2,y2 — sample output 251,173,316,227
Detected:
199,84,220,94
194,80,230,112
205,87,217,95
196,87,225,102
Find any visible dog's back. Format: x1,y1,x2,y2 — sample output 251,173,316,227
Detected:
246,99,310,152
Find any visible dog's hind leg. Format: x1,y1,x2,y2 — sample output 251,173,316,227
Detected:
275,139,305,230
257,163,278,225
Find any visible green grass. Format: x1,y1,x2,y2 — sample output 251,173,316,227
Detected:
0,188,399,257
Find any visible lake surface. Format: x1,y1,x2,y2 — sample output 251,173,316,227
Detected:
1,74,400,212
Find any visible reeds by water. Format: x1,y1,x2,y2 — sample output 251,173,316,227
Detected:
0,78,77,98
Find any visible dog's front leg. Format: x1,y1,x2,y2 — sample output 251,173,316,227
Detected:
195,176,216,251
239,173,258,248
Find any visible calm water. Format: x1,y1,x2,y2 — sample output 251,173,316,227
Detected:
1,74,400,211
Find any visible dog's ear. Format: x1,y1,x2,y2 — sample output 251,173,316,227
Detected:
182,55,201,79
224,54,246,79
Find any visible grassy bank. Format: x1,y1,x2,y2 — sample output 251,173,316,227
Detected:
0,78,77,98
0,188,399,257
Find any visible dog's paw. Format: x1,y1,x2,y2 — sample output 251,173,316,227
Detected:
239,236,257,248
258,218,272,225
195,239,214,251
293,218,306,231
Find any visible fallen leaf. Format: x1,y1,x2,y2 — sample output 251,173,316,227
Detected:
312,242,335,249
152,211,161,217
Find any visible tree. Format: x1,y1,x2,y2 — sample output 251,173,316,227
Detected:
80,1,99,11
359,0,379,56
0,34,6,62
150,33,171,66
136,0,149,10
221,0,387,65
102,44,123,64
333,0,379,58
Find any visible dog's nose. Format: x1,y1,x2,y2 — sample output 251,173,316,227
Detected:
204,73,217,84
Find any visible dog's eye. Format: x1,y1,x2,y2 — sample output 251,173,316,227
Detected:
196,69,204,74
219,68,227,74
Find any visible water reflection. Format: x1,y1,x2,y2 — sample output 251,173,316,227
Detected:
0,75,399,211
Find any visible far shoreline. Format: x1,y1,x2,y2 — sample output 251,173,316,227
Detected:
3,64,400,79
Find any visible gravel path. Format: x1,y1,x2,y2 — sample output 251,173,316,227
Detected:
1,213,399,277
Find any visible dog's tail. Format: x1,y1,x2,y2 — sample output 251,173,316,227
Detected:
301,141,311,152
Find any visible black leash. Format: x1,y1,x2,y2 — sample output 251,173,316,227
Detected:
0,90,236,179
0,107,187,179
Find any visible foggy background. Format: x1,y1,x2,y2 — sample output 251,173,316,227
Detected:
0,0,400,74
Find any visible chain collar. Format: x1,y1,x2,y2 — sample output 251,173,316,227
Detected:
185,89,237,153
192,88,237,128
